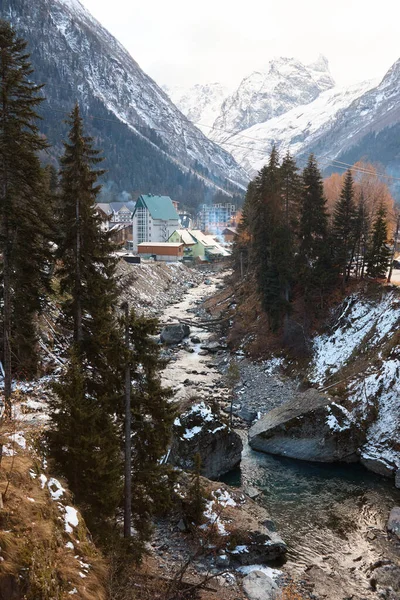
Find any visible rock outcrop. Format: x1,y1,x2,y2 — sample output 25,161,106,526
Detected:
169,402,243,479
242,570,280,600
387,507,400,539
160,323,190,345
249,389,362,463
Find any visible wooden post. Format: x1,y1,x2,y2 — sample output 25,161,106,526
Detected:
122,302,132,538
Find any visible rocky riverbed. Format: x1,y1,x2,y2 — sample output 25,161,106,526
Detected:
147,265,400,600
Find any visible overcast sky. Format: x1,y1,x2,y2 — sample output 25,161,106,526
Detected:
80,0,400,90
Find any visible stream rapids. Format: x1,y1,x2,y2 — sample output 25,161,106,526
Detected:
160,269,400,599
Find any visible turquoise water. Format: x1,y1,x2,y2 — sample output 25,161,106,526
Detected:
222,439,400,569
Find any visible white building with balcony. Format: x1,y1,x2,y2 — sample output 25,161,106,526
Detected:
131,194,180,252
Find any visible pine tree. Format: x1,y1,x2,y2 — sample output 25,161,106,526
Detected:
280,150,301,234
0,21,50,414
298,155,333,307
48,346,122,528
252,147,286,329
333,170,356,291
353,192,370,279
366,205,391,278
232,180,255,277
126,309,175,549
48,105,123,529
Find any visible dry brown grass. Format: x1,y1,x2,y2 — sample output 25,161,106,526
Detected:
281,583,308,599
0,431,107,600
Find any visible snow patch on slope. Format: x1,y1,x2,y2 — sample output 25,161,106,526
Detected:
310,292,400,383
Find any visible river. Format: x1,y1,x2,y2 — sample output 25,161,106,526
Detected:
160,268,400,599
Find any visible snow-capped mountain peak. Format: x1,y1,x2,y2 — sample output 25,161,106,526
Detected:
164,82,231,135
210,56,335,143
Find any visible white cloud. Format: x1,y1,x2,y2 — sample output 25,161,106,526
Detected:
80,0,400,89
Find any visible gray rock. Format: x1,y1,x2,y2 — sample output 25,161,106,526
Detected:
160,323,190,345
360,455,395,477
387,507,400,538
169,403,243,479
242,570,280,600
228,531,287,565
396,470,400,489
216,554,230,567
200,341,227,353
370,562,400,595
177,519,187,532
191,336,201,344
244,486,261,499
249,389,362,463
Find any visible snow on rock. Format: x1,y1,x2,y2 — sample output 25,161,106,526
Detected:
237,564,282,579
325,403,354,433
170,401,243,479
9,431,26,449
211,489,237,507
309,289,400,477
349,359,400,476
182,425,202,440
65,506,79,533
47,477,65,500
310,292,400,384
200,499,229,536
263,356,284,376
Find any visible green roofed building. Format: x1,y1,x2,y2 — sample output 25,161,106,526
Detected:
132,194,180,251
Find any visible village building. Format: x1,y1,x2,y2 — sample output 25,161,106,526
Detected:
132,195,180,251
137,242,184,262
221,227,238,244
168,229,231,261
95,201,136,228
198,202,236,233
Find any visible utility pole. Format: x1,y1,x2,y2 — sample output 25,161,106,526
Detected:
387,213,400,284
121,302,132,538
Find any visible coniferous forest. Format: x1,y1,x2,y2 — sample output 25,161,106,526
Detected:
233,148,394,344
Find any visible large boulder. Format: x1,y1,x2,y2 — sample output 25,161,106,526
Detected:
396,470,400,489
228,531,287,565
160,323,190,345
169,402,243,479
387,507,400,539
249,389,362,463
242,571,280,600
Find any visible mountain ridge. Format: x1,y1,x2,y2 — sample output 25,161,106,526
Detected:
3,0,248,208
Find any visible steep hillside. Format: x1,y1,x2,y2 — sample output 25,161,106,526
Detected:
309,285,400,479
3,0,247,207
0,383,107,599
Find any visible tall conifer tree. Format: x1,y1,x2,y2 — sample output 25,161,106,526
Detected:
366,205,391,278
252,147,286,329
0,21,49,414
298,155,333,306
48,105,122,530
125,309,175,550
333,170,356,291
